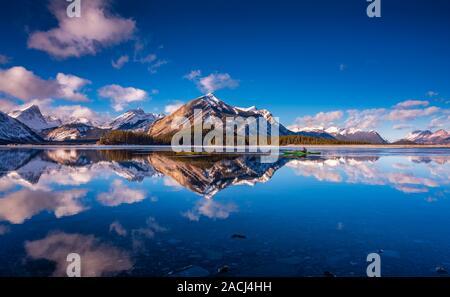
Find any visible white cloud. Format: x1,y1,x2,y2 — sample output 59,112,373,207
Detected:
0,98,18,112
133,46,167,74
184,70,239,93
164,101,184,114
395,100,429,108
387,106,440,121
138,53,156,63
0,66,90,102
50,105,110,124
0,67,59,100
428,116,450,130
56,73,91,101
393,124,414,130
184,70,202,81
148,59,168,74
111,55,129,69
427,90,439,97
27,0,135,59
345,108,386,130
289,110,343,131
98,84,148,111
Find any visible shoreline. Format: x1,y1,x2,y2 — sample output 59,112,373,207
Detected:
1,144,449,149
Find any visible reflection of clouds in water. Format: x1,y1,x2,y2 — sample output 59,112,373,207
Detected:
132,217,167,239
163,176,183,190
0,224,10,235
286,160,342,182
408,156,449,165
394,186,429,194
387,173,438,188
287,156,450,195
0,161,112,192
392,163,412,170
97,180,147,207
44,166,97,186
108,218,167,251
183,199,238,221
25,232,132,277
0,178,15,192
109,221,127,237
130,217,167,251
0,189,88,224
45,149,80,164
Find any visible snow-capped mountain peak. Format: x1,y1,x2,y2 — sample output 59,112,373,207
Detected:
103,108,163,132
8,104,59,131
203,93,221,105
236,106,257,112
295,126,386,143
404,129,449,144
0,111,43,143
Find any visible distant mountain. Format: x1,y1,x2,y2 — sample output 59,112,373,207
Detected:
103,109,163,132
0,111,43,144
403,129,450,144
43,123,108,142
66,117,97,126
391,139,417,145
293,126,387,144
8,105,59,131
325,127,388,144
148,93,293,139
291,127,336,139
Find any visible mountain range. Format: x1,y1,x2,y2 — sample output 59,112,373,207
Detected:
1,94,448,144
295,127,387,144
148,93,293,139
402,129,450,145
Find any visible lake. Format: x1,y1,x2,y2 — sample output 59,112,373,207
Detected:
0,147,449,277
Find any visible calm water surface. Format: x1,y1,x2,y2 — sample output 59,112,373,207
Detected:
0,147,449,277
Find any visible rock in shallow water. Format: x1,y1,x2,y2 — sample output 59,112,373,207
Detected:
436,266,448,274
169,265,210,277
217,265,230,273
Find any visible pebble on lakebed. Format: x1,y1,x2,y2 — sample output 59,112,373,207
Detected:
323,271,336,277
168,265,210,277
217,265,230,273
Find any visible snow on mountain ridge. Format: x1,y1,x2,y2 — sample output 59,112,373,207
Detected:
103,108,163,132
0,111,43,143
8,105,58,131
405,129,449,144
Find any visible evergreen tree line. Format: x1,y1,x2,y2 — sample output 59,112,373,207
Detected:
98,130,369,145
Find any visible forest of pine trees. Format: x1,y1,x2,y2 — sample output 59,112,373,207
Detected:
98,130,156,145
98,130,368,145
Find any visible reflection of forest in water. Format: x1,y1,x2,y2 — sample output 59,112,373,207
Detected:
0,148,449,277
0,148,449,198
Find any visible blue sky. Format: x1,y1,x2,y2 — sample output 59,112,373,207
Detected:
0,0,449,141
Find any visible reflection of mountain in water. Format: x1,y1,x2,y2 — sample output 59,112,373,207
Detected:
286,155,449,194
148,153,289,198
1,149,448,199
0,149,40,178
0,149,288,198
